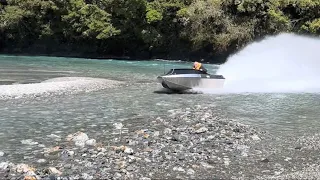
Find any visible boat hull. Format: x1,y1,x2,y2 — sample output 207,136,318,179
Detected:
157,74,225,91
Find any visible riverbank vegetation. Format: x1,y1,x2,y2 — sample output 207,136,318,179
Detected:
0,0,319,63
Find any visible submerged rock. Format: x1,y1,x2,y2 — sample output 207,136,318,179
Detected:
45,167,62,176
47,134,61,139
44,146,61,154
21,139,38,145
66,131,89,145
85,139,96,146
251,134,261,141
36,159,46,164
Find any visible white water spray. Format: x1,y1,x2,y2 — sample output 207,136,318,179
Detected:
204,33,320,93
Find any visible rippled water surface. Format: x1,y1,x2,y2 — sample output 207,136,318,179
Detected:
1,51,320,163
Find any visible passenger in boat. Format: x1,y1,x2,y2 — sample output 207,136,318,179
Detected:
193,61,207,73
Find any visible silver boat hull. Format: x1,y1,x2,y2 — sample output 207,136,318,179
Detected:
157,74,225,91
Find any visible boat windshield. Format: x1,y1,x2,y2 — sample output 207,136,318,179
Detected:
166,69,208,75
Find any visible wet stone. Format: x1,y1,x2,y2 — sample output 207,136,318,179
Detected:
295,146,302,150
126,165,135,171
37,159,47,164
261,158,270,163
187,168,195,175
178,154,185,161
128,140,139,146
195,127,208,134
171,135,180,142
0,162,9,170
64,164,72,169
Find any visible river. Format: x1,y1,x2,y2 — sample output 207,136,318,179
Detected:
1,33,320,166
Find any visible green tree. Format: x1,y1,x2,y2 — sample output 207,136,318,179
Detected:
61,0,119,40
0,0,319,61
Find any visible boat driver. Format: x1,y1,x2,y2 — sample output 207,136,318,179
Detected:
193,61,207,73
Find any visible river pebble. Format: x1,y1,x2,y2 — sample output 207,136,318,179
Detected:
0,106,317,179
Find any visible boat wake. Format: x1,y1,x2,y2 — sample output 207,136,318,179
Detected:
0,77,123,99
197,33,320,94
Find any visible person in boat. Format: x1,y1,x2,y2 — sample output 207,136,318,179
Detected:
193,61,207,73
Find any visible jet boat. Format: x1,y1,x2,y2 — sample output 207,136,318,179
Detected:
157,68,225,91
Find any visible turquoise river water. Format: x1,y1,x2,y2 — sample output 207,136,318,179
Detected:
1,33,320,163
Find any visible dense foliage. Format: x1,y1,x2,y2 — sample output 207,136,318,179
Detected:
0,0,319,62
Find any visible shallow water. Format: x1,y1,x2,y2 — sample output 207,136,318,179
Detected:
1,34,320,163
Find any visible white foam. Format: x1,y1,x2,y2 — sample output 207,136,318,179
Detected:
199,33,320,94
0,77,123,99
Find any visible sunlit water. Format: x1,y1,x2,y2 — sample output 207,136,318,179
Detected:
1,33,320,163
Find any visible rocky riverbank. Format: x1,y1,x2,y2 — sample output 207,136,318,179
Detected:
0,106,317,179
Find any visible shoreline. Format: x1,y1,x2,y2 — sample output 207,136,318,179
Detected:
0,106,315,180
0,52,228,65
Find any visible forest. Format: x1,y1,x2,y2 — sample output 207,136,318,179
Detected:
0,0,319,63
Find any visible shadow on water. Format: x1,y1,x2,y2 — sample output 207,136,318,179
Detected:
0,80,16,85
153,88,202,94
